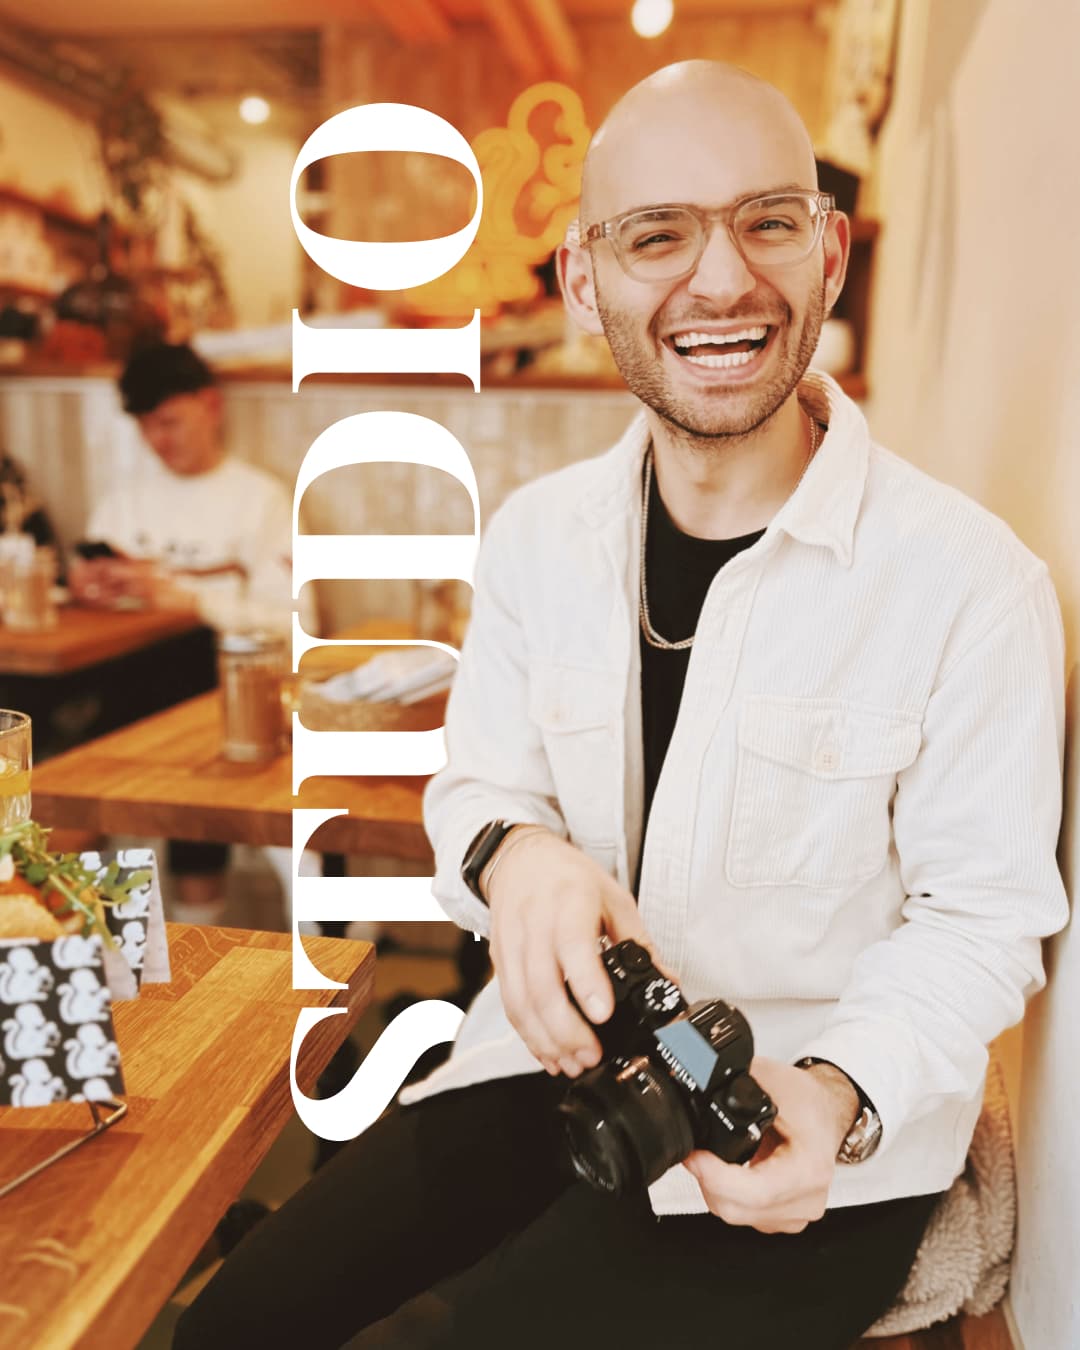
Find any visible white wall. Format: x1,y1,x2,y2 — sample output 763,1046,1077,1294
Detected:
188,133,302,330
865,2,1079,1346
156,96,304,330
0,70,105,215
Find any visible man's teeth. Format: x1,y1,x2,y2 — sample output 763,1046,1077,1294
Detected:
671,326,768,367
682,349,755,367
674,328,768,346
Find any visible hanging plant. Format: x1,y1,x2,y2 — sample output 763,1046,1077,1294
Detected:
97,77,168,224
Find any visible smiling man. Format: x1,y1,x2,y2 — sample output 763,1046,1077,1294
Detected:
175,62,1067,1350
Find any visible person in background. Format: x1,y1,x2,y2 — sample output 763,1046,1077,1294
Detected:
71,342,316,925
70,341,305,633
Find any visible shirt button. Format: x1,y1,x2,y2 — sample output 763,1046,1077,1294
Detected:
815,746,838,771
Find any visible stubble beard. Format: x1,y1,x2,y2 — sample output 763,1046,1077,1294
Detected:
598,278,827,447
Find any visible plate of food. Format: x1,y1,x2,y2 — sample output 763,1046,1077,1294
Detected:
0,821,145,944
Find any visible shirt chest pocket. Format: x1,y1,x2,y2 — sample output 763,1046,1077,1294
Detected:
726,697,922,890
529,665,617,849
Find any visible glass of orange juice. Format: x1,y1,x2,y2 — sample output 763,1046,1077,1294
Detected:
0,710,31,829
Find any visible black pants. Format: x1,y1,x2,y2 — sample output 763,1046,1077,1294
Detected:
174,1075,940,1350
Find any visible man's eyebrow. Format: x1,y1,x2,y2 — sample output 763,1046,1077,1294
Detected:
613,184,817,215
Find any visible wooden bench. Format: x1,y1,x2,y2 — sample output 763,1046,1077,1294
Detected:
859,1307,1012,1348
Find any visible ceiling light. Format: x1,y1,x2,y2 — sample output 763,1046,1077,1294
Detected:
631,0,674,39
239,96,271,125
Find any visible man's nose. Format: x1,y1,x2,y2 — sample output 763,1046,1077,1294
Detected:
685,223,756,306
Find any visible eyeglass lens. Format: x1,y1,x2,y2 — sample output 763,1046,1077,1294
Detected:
615,196,821,279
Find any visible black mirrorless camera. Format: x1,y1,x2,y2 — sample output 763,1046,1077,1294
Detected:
557,940,777,1197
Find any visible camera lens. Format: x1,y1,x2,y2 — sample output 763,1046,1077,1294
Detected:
557,1057,695,1197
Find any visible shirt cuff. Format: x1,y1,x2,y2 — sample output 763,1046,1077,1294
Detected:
793,1024,912,1156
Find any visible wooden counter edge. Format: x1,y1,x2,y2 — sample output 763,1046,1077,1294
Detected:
67,929,375,1350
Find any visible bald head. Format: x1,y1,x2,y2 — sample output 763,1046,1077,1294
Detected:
580,61,817,226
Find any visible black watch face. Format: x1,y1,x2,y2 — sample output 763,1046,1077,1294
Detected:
463,822,510,896
464,829,488,870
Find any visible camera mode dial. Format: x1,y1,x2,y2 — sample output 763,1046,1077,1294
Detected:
644,977,682,1015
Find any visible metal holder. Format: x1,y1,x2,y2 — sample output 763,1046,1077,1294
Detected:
0,1098,128,1200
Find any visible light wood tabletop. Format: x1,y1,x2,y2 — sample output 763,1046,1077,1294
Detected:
0,922,375,1350
0,607,203,677
31,689,436,861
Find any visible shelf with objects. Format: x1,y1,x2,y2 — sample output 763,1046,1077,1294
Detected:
0,188,154,364
0,187,99,359
0,181,231,368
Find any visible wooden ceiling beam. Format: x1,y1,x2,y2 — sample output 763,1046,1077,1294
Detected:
369,0,454,45
520,0,582,79
481,0,544,80
407,0,454,42
368,0,424,44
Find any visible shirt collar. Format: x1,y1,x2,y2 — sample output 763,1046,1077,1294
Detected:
769,371,869,568
577,371,869,568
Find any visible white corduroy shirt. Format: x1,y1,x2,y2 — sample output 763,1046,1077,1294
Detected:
408,371,1068,1214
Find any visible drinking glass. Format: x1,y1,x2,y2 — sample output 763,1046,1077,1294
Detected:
0,710,31,829
3,549,58,631
217,631,288,763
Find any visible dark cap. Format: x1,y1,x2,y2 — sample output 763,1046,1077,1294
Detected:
119,342,216,415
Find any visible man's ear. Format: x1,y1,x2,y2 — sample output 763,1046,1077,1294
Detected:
556,241,606,338
202,386,224,422
822,211,851,314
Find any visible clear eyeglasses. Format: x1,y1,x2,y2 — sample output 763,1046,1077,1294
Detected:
568,191,835,282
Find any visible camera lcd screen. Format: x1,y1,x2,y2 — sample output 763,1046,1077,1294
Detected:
654,1021,717,1091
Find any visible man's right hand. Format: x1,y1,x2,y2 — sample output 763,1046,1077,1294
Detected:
70,556,197,613
483,828,657,1080
69,556,129,608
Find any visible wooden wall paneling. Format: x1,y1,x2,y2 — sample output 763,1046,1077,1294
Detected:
319,10,830,262
368,0,425,45
482,0,545,80
520,0,584,78
406,0,455,43
570,13,829,142
0,374,637,636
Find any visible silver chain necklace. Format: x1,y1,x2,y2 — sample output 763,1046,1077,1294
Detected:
639,410,821,652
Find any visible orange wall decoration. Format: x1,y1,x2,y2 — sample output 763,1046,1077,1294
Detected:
399,81,590,320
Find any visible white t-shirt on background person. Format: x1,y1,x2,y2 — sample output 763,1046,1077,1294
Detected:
85,452,317,635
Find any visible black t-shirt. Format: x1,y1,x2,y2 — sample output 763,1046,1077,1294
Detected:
638,466,764,887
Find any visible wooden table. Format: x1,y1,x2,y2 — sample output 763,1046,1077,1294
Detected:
0,923,375,1350
0,606,202,677
32,690,435,861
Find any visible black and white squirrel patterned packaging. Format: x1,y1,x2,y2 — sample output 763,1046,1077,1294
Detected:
0,934,124,1105
0,849,168,1107
79,847,171,1001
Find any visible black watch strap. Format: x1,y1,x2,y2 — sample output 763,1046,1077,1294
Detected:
795,1057,882,1164
461,820,518,901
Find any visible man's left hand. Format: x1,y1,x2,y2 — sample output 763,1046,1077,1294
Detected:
73,557,198,613
683,1057,859,1235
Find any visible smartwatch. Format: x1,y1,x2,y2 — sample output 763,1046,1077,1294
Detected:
795,1057,882,1164
461,820,518,901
